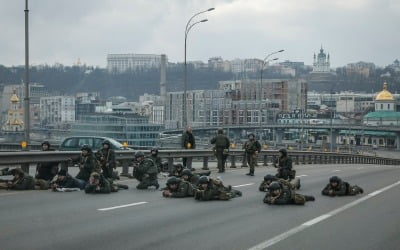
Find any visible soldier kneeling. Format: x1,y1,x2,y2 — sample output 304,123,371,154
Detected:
322,176,363,197
162,176,194,198
194,176,242,201
263,181,315,205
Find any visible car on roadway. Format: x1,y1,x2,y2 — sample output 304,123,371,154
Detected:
59,136,129,151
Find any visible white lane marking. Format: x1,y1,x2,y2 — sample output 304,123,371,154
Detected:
302,214,331,226
97,202,148,211
296,175,308,178
0,192,28,197
357,167,364,170
233,183,254,188
248,180,400,250
332,170,341,172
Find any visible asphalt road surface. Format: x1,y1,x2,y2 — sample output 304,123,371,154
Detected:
1,163,400,250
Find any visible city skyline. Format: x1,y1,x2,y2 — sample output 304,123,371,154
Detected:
1,0,399,68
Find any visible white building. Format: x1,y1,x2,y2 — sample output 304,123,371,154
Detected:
40,96,75,125
107,54,167,73
312,47,331,73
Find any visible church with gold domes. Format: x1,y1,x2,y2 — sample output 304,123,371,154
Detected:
2,89,24,132
363,82,400,126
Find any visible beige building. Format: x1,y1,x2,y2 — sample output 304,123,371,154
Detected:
2,90,24,132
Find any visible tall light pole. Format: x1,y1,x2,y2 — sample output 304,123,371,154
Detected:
259,49,284,125
24,0,30,147
183,8,214,128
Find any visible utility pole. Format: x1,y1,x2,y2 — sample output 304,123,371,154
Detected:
24,0,30,147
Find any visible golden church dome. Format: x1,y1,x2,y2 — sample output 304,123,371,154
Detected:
375,82,394,101
10,89,20,103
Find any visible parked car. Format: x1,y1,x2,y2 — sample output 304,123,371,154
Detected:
59,136,129,151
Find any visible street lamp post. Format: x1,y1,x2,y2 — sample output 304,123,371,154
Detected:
24,0,30,147
183,8,214,128
259,49,284,125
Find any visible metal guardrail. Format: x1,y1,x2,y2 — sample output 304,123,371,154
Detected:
0,150,399,176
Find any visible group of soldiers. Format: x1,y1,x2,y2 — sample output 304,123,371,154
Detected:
0,130,364,205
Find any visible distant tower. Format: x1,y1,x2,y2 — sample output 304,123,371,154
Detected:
2,89,24,132
312,46,331,73
160,54,167,102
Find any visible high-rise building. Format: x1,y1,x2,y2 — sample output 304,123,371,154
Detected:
40,96,75,126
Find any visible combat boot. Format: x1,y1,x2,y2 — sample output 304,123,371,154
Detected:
305,195,315,201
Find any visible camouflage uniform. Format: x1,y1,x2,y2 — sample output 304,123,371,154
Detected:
322,176,363,196
95,146,116,179
134,157,159,190
275,149,294,180
84,173,111,194
163,177,195,198
0,168,35,190
263,181,314,205
244,134,261,176
194,177,242,201
210,129,230,173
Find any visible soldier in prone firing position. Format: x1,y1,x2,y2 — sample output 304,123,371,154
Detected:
162,176,194,198
133,151,159,190
259,174,300,192
263,181,315,205
322,176,363,197
0,168,35,190
85,172,111,194
194,176,242,201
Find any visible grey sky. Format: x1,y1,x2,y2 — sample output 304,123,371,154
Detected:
1,0,399,67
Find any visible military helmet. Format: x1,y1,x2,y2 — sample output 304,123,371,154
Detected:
198,176,210,184
264,174,277,182
41,141,50,147
135,151,145,158
182,169,192,177
150,147,159,153
217,128,224,134
174,163,183,169
329,176,341,183
248,133,255,138
81,144,91,151
278,148,287,155
102,140,111,146
268,181,281,191
167,176,180,185
90,172,100,179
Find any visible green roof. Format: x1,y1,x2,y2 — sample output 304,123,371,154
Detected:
339,130,396,136
364,111,400,119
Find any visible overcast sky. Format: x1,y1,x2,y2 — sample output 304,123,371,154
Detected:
1,0,399,68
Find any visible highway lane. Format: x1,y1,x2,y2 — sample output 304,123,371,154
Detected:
0,164,399,250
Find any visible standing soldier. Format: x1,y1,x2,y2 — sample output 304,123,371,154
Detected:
244,133,261,176
133,151,159,190
322,176,363,196
182,126,196,170
95,140,116,180
162,176,194,198
74,144,97,184
263,181,315,205
210,128,230,173
36,141,59,181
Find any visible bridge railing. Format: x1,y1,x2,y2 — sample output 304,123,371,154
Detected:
0,149,398,175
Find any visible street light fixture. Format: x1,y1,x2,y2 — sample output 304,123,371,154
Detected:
183,8,214,128
259,49,284,125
